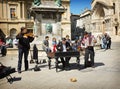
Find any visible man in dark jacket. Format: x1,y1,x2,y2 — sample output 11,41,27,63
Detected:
57,38,72,69
16,27,34,73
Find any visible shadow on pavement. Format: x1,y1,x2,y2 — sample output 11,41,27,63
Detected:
57,62,105,72
11,77,22,82
94,62,105,67
21,64,48,72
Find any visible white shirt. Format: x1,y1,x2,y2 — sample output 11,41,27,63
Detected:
63,44,67,52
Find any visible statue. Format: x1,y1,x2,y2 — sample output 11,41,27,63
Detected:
34,0,41,6
55,0,61,7
45,23,52,33
33,19,38,36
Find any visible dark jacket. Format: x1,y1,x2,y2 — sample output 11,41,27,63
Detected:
16,33,34,50
57,41,72,52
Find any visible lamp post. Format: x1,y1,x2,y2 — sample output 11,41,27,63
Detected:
102,21,105,34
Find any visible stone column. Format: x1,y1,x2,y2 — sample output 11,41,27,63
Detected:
22,1,25,19
102,21,105,34
33,13,42,36
55,13,61,35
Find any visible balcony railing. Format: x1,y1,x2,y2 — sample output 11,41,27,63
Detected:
0,18,34,23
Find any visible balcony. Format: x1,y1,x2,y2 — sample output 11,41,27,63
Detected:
0,18,34,23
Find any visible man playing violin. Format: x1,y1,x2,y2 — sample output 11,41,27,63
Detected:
16,27,34,73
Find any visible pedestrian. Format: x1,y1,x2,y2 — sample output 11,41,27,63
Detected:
16,27,34,73
102,33,108,50
33,44,38,64
66,35,71,45
1,42,7,57
72,40,79,51
0,38,7,57
82,32,97,68
42,36,51,53
107,35,111,49
51,37,57,52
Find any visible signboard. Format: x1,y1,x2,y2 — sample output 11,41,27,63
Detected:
26,22,34,29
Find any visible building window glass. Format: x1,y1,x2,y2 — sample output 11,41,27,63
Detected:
10,8,16,18
113,3,115,14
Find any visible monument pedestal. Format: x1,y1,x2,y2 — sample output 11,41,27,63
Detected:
30,0,65,37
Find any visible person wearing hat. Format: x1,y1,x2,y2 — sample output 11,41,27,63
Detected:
57,38,72,70
16,27,34,73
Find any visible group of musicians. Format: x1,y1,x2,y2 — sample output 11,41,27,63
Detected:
16,27,97,73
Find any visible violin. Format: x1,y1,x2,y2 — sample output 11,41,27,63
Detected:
24,33,38,38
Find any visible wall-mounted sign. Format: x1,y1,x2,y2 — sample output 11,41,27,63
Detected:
26,22,34,29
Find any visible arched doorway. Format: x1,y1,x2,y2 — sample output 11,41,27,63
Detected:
0,29,6,42
113,18,119,35
94,5,105,33
10,28,17,39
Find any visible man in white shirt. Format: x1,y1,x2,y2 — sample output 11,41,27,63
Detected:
82,32,97,68
57,38,71,69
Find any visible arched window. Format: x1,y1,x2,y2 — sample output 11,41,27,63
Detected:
113,3,115,14
10,28,17,39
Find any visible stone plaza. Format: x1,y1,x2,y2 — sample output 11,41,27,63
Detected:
0,36,120,89
1,0,120,89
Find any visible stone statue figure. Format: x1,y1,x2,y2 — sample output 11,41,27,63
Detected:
45,23,52,33
34,0,41,6
55,0,61,7
33,19,38,36
33,23,37,36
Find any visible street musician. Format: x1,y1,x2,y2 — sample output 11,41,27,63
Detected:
16,27,34,73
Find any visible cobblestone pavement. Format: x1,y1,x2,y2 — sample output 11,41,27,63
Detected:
0,36,120,89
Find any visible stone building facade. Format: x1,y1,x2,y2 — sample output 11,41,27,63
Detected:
0,0,34,39
76,10,91,33
91,0,120,35
0,0,71,39
61,0,71,38
76,0,120,36
70,13,80,40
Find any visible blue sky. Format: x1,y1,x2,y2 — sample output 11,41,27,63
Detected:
70,0,92,14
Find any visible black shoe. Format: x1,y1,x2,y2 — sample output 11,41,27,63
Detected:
91,65,95,68
25,68,28,71
65,67,70,71
18,70,21,73
61,66,65,70
84,65,87,68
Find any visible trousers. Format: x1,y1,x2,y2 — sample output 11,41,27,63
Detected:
84,46,95,67
18,48,29,71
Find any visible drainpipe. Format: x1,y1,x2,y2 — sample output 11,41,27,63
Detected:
6,0,9,37
2,0,3,17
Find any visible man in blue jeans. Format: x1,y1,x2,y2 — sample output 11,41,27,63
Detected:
16,27,34,73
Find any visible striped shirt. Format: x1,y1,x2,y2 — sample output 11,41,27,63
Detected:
82,35,96,48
